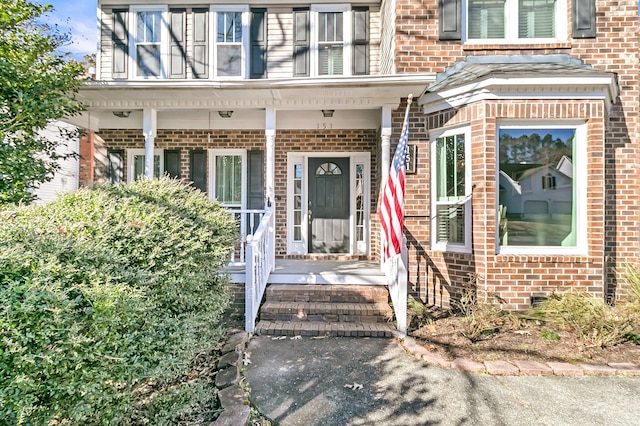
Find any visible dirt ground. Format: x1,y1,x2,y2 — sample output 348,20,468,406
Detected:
410,307,640,365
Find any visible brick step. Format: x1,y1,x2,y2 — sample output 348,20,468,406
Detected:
265,284,389,304
259,301,393,323
255,320,395,338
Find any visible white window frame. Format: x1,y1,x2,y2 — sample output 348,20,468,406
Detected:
496,120,587,255
430,126,472,253
129,5,169,79
208,149,247,208
126,148,164,182
209,5,250,79
310,4,352,78
463,0,567,44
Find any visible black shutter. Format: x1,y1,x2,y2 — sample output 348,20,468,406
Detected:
293,9,310,77
572,0,596,38
164,150,181,178
250,9,267,79
107,149,124,183
438,0,462,41
112,9,128,79
353,8,369,75
169,9,186,79
247,150,264,210
190,150,207,192
192,8,209,78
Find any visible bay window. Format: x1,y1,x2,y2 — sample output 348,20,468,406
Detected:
497,124,585,253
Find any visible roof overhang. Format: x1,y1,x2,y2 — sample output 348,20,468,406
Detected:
77,74,434,111
418,56,619,116
419,74,619,115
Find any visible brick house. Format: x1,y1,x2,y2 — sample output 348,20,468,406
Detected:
69,0,638,329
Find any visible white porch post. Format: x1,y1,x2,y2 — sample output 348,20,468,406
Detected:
265,108,276,208
381,105,393,184
142,108,157,179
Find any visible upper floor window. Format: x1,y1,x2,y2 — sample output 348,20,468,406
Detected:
130,6,168,79
211,6,249,78
293,5,368,78
466,0,566,42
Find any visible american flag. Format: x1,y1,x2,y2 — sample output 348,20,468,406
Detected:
378,101,411,263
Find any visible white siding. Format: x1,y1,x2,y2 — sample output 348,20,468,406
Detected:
33,122,79,205
99,8,114,80
370,7,381,75
379,0,395,74
266,8,294,78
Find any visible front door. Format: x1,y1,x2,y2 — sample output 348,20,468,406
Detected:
308,157,350,253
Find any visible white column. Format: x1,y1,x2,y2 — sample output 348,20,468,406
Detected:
265,108,276,208
381,105,393,183
142,108,157,179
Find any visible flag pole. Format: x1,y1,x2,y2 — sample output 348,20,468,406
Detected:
378,94,413,336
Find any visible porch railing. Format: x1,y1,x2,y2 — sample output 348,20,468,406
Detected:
381,234,408,336
228,209,266,263
245,207,275,333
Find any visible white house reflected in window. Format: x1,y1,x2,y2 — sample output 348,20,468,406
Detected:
498,127,576,247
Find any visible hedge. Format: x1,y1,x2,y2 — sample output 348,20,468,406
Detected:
0,178,237,424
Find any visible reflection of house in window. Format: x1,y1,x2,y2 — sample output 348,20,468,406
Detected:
541,173,556,190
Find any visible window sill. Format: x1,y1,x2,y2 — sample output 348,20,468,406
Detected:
462,41,572,52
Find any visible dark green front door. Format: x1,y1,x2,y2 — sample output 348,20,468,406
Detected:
308,157,350,253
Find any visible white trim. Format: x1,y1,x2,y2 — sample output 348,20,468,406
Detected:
430,126,472,253
310,4,352,78
286,151,370,255
126,148,164,182
209,5,250,79
208,149,247,208
495,120,587,255
462,0,567,44
129,5,169,80
420,75,618,115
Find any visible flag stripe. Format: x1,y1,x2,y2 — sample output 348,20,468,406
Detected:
378,103,411,263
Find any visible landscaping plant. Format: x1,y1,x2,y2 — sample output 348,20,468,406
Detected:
0,178,237,424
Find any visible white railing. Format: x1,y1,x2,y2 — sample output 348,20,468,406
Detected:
381,234,408,336
228,209,266,263
245,207,275,333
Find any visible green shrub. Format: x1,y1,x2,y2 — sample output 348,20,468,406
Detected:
0,178,237,424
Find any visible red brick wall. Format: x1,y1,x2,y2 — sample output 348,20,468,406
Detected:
391,0,639,306
78,132,94,187
95,128,379,258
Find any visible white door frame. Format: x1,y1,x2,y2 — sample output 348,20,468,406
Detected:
287,151,371,255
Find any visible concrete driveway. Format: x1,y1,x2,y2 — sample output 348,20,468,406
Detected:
245,336,640,425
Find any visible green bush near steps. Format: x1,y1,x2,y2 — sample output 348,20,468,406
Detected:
0,178,237,425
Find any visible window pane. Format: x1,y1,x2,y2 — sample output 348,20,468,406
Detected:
519,0,555,38
436,134,465,201
218,12,242,42
469,0,505,39
318,45,343,75
136,44,161,77
436,205,465,244
137,11,161,43
215,155,242,204
498,128,575,247
133,154,160,180
217,45,242,76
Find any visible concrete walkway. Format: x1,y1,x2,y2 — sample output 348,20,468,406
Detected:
245,336,640,426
